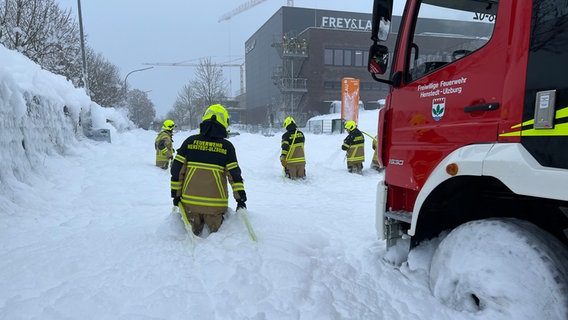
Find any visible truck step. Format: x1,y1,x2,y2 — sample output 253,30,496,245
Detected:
385,210,413,224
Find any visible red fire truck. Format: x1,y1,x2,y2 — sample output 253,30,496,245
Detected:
368,0,568,314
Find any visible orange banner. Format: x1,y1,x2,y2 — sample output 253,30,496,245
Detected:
341,78,360,123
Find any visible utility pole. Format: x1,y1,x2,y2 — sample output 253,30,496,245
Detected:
77,0,89,96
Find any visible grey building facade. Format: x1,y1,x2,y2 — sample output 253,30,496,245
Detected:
244,7,385,126
243,6,493,126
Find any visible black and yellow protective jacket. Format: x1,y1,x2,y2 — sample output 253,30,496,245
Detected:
342,128,365,165
155,130,174,165
280,123,306,164
170,121,245,214
372,135,379,166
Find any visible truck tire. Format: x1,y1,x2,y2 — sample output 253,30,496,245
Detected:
429,218,568,319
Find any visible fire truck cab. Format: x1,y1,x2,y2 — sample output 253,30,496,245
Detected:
368,0,568,315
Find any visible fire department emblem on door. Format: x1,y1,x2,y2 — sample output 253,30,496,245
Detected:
432,97,445,121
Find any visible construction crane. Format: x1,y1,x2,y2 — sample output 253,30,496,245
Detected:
143,61,245,97
218,0,294,22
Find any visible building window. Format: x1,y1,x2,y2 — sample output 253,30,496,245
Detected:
325,48,369,67
354,50,364,66
344,50,352,66
324,81,342,90
324,49,333,65
358,82,384,91
334,49,344,66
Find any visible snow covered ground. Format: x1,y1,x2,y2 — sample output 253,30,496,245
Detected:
1,45,567,320
2,123,564,320
0,122,425,319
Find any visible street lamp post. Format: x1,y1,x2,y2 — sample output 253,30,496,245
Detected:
124,66,154,84
77,0,89,96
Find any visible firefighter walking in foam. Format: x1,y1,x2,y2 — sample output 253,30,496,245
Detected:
371,135,382,172
342,120,365,174
170,104,246,236
155,119,176,169
280,116,306,179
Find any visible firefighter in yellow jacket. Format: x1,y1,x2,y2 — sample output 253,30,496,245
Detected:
371,135,381,171
155,119,175,169
342,120,365,173
280,116,306,179
170,104,246,236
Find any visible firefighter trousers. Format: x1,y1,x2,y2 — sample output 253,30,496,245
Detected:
185,209,224,236
286,163,306,179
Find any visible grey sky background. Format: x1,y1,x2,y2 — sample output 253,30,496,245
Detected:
56,1,383,117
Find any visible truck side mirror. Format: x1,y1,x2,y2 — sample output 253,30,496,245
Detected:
371,0,393,42
368,43,389,75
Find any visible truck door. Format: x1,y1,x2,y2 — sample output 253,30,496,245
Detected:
388,0,503,190
520,0,568,170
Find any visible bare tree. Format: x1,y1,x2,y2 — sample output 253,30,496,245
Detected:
191,57,228,107
169,84,199,129
0,0,81,83
164,58,229,129
127,89,155,129
153,115,166,131
86,47,126,108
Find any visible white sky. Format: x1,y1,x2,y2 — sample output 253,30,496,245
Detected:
2,40,567,319
55,1,381,117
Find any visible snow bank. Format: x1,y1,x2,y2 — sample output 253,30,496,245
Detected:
0,44,132,190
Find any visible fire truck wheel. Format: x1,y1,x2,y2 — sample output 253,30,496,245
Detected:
429,218,568,319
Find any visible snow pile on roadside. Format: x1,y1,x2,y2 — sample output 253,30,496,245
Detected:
0,44,131,190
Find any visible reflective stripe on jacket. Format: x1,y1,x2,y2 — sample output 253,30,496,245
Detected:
372,136,379,165
171,128,244,215
342,128,365,165
155,131,174,162
281,129,306,164
181,161,229,207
